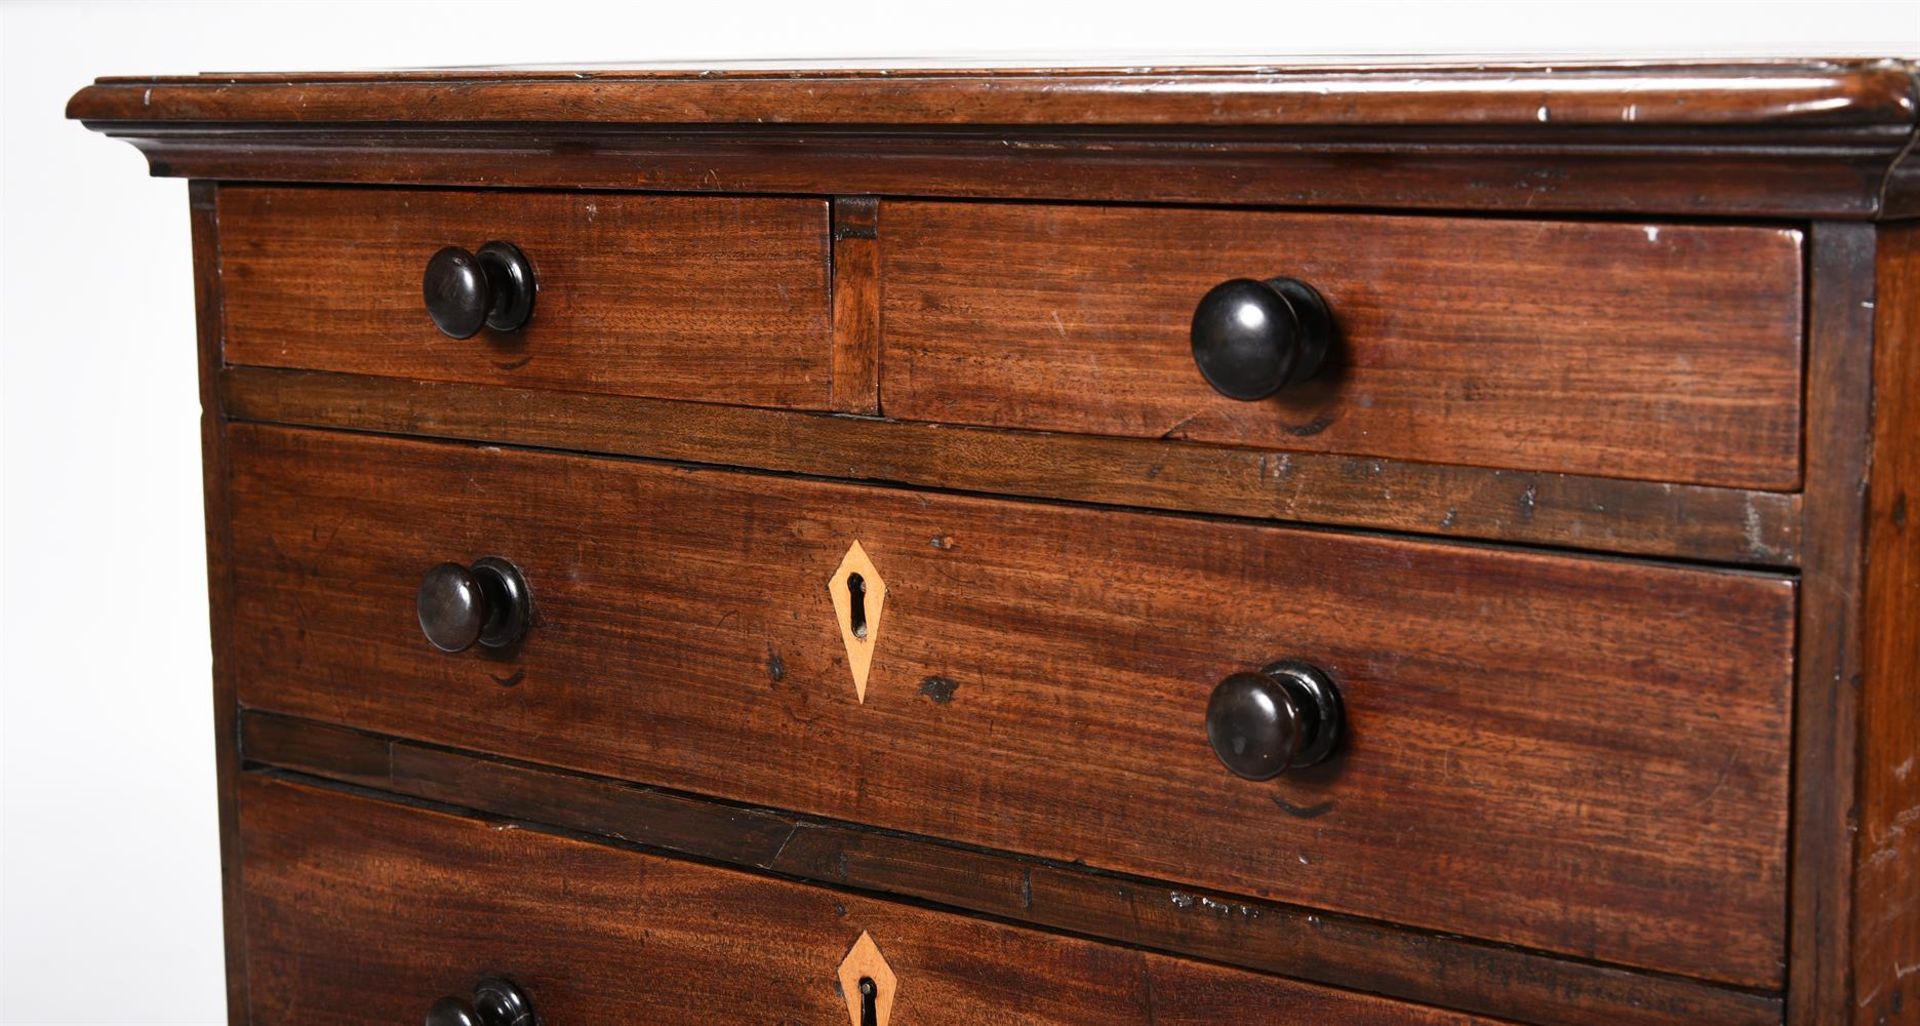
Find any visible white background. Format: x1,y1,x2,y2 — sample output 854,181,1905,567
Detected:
1,1,1915,1022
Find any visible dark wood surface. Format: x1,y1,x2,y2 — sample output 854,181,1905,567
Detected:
82,126,1920,220
217,367,1803,566
187,182,248,1026
65,62,1920,1026
239,774,1522,1026
224,423,1795,985
240,710,1786,1026
830,196,882,414
1853,221,1920,1026
65,61,1920,218
217,187,835,408
66,59,1920,127
1788,224,1881,1026
881,201,1804,489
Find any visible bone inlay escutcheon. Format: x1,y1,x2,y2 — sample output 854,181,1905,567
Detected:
829,541,887,702
837,930,896,1026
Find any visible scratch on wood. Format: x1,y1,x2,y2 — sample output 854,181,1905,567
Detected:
1682,750,1737,812
762,823,800,871
1270,795,1335,819
1743,495,1769,557
1283,412,1336,437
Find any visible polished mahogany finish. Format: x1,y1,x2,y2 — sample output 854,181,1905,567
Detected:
1205,660,1342,779
63,61,1920,218
423,242,535,339
1190,278,1332,400
214,187,834,409
67,60,1920,128
415,557,531,653
238,709,1784,1026
880,201,1804,488
219,366,1803,565
72,60,1920,1026
242,776,1512,1026
222,423,1796,984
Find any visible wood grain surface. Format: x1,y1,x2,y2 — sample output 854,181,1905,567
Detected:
881,202,1804,489
239,775,1512,1026
217,186,834,408
240,710,1788,1026
187,182,249,1026
831,196,882,414
1852,221,1920,1026
68,61,1920,217
225,424,1796,985
84,126,1914,219
218,366,1804,566
69,59,1920,128
1788,224,1881,1026
61,60,1920,1026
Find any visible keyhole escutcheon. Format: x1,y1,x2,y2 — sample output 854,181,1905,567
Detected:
830,542,888,703
838,930,895,1026
848,572,868,639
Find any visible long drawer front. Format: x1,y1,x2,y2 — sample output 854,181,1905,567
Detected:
226,424,1795,985
240,775,1507,1026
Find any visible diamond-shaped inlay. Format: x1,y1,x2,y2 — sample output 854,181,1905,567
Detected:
837,930,896,1026
828,540,887,703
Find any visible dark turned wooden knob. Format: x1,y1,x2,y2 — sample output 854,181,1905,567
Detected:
426,977,535,1026
1206,660,1343,780
417,556,532,653
424,241,536,339
426,998,483,1026
1190,276,1333,400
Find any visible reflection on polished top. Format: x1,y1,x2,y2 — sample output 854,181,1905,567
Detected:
66,57,1919,128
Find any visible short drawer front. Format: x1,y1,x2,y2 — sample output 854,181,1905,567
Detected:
880,202,1803,489
241,776,1503,1026
228,425,1795,985
217,187,833,407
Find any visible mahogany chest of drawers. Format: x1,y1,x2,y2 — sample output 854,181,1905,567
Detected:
69,59,1920,1026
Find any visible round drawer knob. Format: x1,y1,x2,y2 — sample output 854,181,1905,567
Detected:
417,556,533,653
426,977,534,1026
1205,660,1343,779
426,998,483,1026
424,241,536,339
1190,276,1333,400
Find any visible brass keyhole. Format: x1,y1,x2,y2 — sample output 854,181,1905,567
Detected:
848,572,869,639
858,977,878,1026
